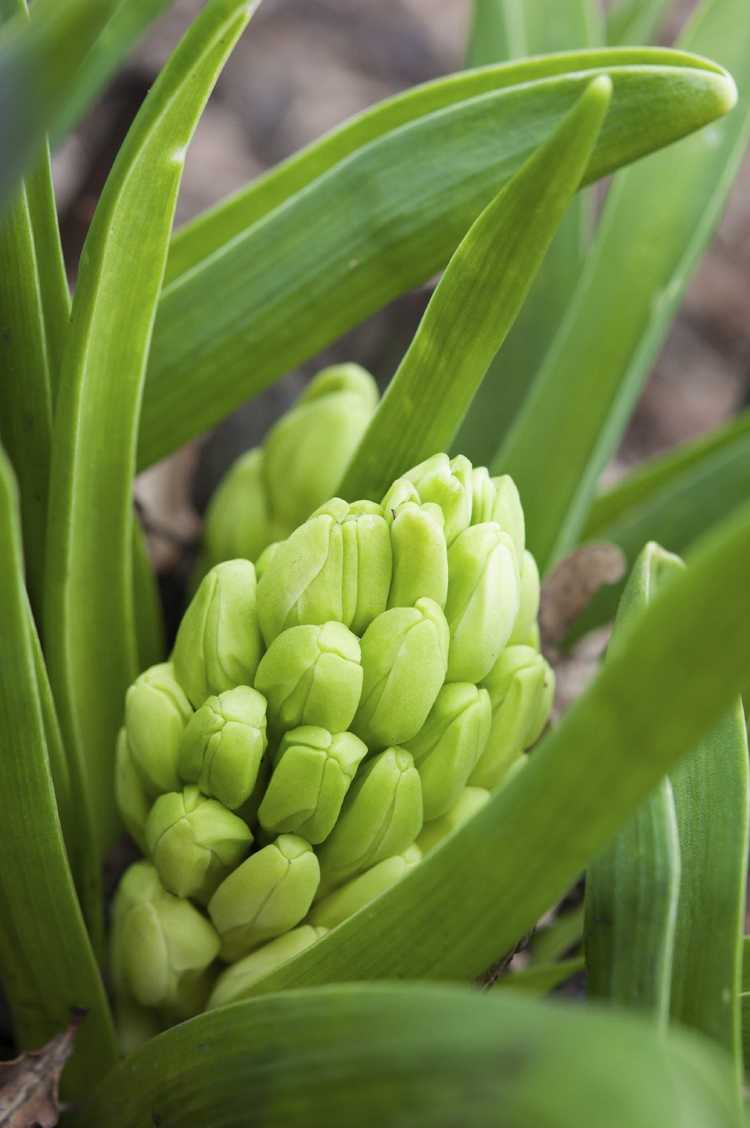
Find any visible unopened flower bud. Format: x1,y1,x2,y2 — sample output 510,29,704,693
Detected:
179,685,267,809
404,453,473,544
509,550,541,646
407,683,491,820
111,862,219,1018
201,448,276,570
145,786,252,903
208,834,320,961
470,645,555,790
254,622,363,734
387,501,448,609
258,727,367,843
352,598,448,748
264,364,378,531
445,523,519,682
417,786,490,854
115,728,150,852
317,747,423,893
255,540,279,581
490,474,525,561
125,663,192,796
173,560,263,707
310,844,421,929
207,925,327,1010
257,505,392,643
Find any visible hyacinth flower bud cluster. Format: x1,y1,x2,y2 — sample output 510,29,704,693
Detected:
196,363,379,576
112,452,554,1041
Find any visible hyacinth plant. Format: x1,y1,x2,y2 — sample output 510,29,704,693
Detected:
2,0,750,1124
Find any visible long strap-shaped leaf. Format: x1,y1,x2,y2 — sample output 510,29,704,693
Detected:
457,0,600,465
340,77,612,501
241,498,750,998
0,448,116,1095
574,411,750,638
493,0,750,572
77,985,744,1128
44,0,256,861
585,543,681,1023
139,50,734,470
607,0,671,45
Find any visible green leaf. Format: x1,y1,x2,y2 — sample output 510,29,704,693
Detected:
340,76,612,502
585,544,681,1024
230,499,750,998
573,411,750,638
607,0,671,45
466,0,602,67
132,519,165,672
493,0,750,572
77,984,743,1128
0,0,119,208
0,446,116,1096
44,0,256,858
492,956,585,995
139,48,735,470
530,904,585,963
669,699,747,1098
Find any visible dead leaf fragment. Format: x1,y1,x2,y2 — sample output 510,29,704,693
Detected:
540,542,626,651
0,1011,84,1128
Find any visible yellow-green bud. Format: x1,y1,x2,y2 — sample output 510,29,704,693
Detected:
317,747,423,893
258,727,367,843
264,364,377,531
115,728,150,852
208,834,320,961
111,862,220,1018
509,550,541,646
386,501,448,609
257,505,392,643
406,683,491,820
145,786,252,903
202,448,276,569
445,524,519,683
470,645,555,790
310,844,421,929
254,622,363,734
179,685,268,809
404,453,473,544
125,662,192,796
173,560,263,708
255,540,279,581
490,474,525,562
207,925,328,1010
352,597,449,748
417,786,490,854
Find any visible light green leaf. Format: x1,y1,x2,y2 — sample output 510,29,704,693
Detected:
340,76,612,501
467,0,602,67
0,447,116,1096
585,543,681,1024
493,0,750,572
77,985,743,1128
132,519,165,672
607,0,671,45
140,48,735,469
573,410,750,638
233,499,750,998
492,956,585,995
44,0,256,858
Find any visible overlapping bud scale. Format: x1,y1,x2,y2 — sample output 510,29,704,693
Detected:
112,447,554,1036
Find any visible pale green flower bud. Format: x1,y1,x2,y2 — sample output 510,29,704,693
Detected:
509,550,541,646
125,662,192,796
254,540,279,581
317,747,423,893
114,996,163,1056
404,453,473,544
258,727,367,843
387,501,448,609
490,474,525,562
208,834,320,961
417,787,490,854
352,598,448,748
111,862,219,1018
257,505,392,643
470,645,555,790
381,477,420,513
173,560,263,708
207,925,327,1010
310,844,421,929
145,786,252,903
445,524,519,683
264,364,377,531
469,466,496,525
202,448,276,570
115,727,150,852
179,685,268,809
406,683,491,820
254,622,363,734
